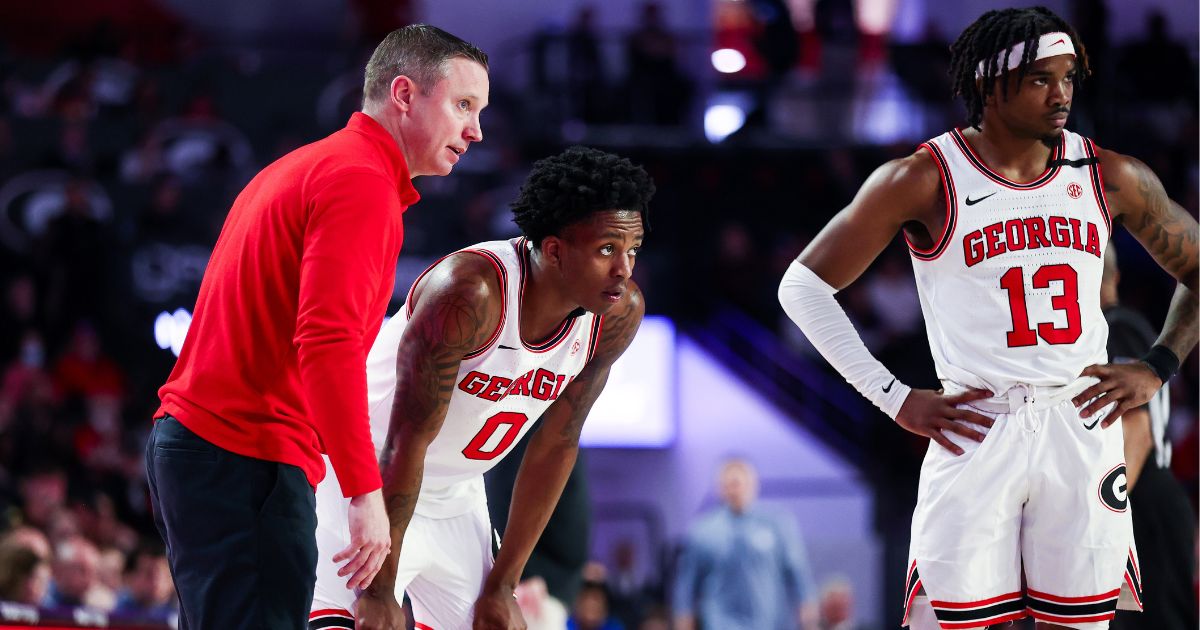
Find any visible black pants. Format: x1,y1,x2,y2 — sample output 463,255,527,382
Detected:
146,415,318,629
1111,463,1198,630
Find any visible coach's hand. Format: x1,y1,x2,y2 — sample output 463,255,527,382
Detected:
473,586,527,630
355,588,405,630
895,388,995,456
337,489,391,590
1073,362,1162,428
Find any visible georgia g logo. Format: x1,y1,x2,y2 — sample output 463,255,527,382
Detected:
1098,464,1128,512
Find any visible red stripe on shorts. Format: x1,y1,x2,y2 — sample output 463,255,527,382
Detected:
931,592,1023,609
1029,610,1115,625
1026,587,1121,604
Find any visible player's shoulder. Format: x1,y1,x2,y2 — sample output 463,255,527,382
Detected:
411,249,505,313
589,279,645,365
604,279,645,331
877,149,943,190
1091,146,1166,218
617,279,645,318
851,149,943,214
1093,146,1147,189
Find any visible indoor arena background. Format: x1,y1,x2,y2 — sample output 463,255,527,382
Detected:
0,0,1194,628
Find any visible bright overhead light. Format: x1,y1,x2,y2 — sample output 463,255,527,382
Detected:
154,307,193,357
704,104,746,143
711,48,747,74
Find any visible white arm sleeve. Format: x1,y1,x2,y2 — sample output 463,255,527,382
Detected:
777,260,912,419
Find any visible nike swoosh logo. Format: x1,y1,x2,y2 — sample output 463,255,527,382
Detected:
965,192,997,206
1083,416,1101,430
882,378,896,393
1051,38,1066,46
497,344,517,350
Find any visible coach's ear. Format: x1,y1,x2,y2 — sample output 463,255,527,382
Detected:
390,75,417,111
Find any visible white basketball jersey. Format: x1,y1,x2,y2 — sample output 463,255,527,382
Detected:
364,237,603,518
908,129,1112,394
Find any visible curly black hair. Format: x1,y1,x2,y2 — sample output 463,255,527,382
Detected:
950,7,1090,129
511,146,656,247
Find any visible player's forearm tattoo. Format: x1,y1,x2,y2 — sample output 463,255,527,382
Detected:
1112,157,1200,360
1128,160,1199,287
553,371,604,445
381,468,419,525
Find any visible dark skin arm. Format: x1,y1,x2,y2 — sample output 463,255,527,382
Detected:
1073,150,1199,426
473,283,645,630
795,152,994,455
355,253,503,630
1121,407,1153,489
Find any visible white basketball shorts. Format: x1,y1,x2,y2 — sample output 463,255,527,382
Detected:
902,379,1142,630
309,459,496,630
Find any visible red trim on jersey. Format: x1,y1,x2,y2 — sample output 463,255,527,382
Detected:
930,592,1024,609
939,611,1027,629
1026,588,1120,604
414,623,436,630
516,239,578,353
1084,138,1113,234
1028,610,1115,625
586,314,605,363
908,143,957,261
950,128,1065,190
309,608,353,619
1128,547,1142,583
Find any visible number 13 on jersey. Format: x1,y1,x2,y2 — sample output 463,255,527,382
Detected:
1000,264,1082,347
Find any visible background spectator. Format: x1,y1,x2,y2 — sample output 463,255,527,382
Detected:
42,535,101,609
0,541,50,605
673,458,815,630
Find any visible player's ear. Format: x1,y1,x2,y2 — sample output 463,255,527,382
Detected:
541,236,563,267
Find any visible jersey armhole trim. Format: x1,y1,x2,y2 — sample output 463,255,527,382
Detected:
1083,138,1113,234
908,143,958,261
585,314,605,363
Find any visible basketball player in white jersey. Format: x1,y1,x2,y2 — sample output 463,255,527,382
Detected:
307,146,653,630
778,7,1197,630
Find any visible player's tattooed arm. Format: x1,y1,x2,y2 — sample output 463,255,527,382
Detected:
365,253,502,596
483,284,644,596
1102,150,1199,357
1073,150,1199,423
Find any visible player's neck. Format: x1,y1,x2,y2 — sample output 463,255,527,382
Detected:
966,121,1056,182
522,252,583,343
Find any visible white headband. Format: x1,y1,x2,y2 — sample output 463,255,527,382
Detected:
975,31,1076,77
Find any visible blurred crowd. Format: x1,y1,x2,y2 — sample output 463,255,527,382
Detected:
0,0,1194,627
